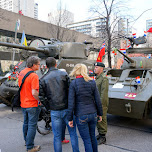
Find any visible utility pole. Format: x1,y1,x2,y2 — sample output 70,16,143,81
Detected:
12,19,20,64
126,19,129,47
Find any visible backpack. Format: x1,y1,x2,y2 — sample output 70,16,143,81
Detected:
11,71,34,111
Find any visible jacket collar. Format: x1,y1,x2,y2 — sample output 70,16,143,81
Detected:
48,67,58,72
96,72,104,79
76,75,83,78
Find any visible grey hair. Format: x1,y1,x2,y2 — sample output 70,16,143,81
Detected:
26,56,40,68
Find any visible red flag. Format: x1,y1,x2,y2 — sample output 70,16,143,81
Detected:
147,27,152,33
96,42,105,62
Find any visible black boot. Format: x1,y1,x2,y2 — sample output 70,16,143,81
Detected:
97,134,106,145
96,134,101,140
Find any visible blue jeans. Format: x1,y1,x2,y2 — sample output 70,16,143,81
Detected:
51,109,79,152
22,107,40,150
76,113,98,152
62,121,66,141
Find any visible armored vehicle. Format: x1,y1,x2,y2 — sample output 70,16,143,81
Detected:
0,38,95,106
107,36,152,119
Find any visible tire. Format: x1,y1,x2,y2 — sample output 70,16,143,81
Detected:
37,124,51,135
37,106,52,135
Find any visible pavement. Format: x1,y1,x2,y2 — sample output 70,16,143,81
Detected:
0,104,152,152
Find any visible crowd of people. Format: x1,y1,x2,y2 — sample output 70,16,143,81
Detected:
18,56,109,152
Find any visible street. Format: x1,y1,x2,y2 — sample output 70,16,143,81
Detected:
0,104,152,152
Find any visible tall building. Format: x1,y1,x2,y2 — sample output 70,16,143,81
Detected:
146,19,152,31
0,0,37,19
0,0,13,11
66,17,106,38
67,15,129,39
48,9,74,27
113,18,126,35
34,3,38,19
110,14,131,36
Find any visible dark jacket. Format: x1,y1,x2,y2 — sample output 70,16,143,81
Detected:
39,67,70,110
68,77,103,121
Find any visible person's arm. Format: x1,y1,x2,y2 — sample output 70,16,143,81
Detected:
39,79,50,109
66,74,71,88
39,80,46,98
68,81,76,124
32,89,40,102
93,81,103,117
31,74,40,103
100,77,109,107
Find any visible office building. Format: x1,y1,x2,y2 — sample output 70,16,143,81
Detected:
146,19,152,31
48,9,74,27
0,0,37,19
67,17,107,37
34,3,38,19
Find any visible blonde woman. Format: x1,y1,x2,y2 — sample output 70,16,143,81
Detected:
68,64,103,152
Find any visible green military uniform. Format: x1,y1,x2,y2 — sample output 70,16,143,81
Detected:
95,72,109,135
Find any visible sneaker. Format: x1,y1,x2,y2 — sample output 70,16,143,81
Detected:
62,138,69,144
97,136,106,145
27,145,41,152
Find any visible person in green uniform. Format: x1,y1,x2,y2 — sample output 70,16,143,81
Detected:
94,62,109,145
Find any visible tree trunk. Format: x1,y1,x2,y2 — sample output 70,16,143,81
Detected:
108,38,111,68
106,16,112,68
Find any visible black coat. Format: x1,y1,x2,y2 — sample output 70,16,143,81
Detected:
68,77,103,121
39,67,70,110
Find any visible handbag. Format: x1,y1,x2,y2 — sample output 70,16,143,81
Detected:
11,70,34,111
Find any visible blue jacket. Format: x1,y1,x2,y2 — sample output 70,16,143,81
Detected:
68,77,103,121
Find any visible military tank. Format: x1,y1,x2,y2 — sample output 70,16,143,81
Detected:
106,36,152,119
0,38,95,106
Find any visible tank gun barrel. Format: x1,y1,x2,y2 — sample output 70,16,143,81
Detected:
0,41,50,55
116,48,136,68
116,49,134,63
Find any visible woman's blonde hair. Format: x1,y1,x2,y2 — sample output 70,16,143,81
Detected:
69,64,92,82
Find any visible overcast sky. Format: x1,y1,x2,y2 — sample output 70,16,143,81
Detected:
35,0,152,36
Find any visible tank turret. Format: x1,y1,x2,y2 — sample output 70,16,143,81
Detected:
115,48,152,69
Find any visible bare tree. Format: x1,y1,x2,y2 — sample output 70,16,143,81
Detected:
47,1,77,42
90,0,130,67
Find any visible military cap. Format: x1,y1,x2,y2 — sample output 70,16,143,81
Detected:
94,62,105,67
